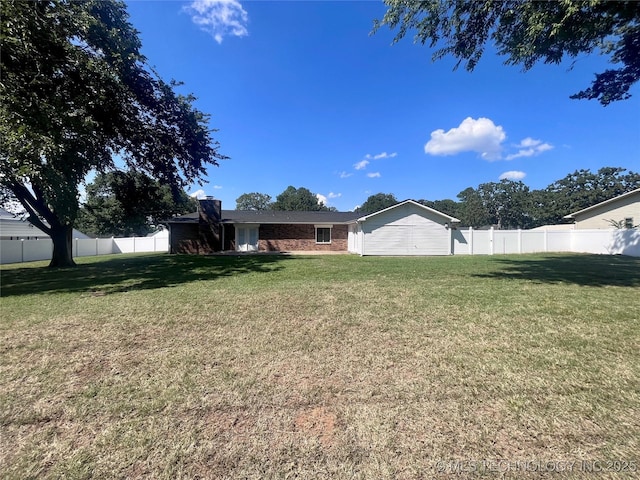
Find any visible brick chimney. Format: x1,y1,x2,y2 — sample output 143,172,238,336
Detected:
198,197,222,252
199,197,221,223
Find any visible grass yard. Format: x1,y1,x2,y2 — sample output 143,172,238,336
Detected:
1,253,639,479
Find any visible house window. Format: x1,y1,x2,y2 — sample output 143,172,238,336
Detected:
624,217,634,229
315,227,331,244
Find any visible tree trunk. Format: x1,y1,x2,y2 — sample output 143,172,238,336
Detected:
49,224,76,268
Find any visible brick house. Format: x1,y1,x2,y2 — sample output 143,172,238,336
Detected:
167,198,361,254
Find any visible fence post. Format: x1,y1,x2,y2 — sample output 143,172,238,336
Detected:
544,229,548,252
469,227,473,255
74,238,78,258
518,229,522,254
21,239,24,263
489,227,494,255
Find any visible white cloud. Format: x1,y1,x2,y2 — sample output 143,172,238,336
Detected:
316,192,341,206
505,137,553,160
365,152,397,160
189,189,207,199
424,117,506,160
367,172,381,178
213,185,223,189
339,171,353,178
184,0,249,44
499,170,527,181
354,160,369,170
517,137,540,148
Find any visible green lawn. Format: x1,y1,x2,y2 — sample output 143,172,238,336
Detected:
1,253,639,479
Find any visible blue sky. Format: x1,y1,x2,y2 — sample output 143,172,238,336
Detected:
125,0,639,211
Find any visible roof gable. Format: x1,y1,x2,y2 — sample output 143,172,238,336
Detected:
564,188,640,219
356,199,461,223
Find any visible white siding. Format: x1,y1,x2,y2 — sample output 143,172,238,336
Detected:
572,192,639,229
347,224,360,254
0,219,48,239
361,203,451,256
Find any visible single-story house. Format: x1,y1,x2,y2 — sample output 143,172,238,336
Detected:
563,188,639,229
167,198,460,256
167,198,361,254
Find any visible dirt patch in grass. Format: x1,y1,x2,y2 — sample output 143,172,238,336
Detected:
294,407,338,447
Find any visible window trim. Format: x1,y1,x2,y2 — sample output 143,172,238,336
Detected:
314,224,333,244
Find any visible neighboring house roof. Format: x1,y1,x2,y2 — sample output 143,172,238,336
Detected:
0,208,17,219
168,210,362,225
147,228,169,238
355,199,461,223
563,188,640,219
530,224,575,231
0,208,90,239
0,209,48,238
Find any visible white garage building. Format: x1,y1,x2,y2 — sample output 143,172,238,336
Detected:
348,200,460,256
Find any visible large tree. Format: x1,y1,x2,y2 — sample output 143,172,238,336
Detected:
456,187,491,228
356,193,398,214
271,186,329,211
478,180,533,229
374,0,640,105
235,192,273,211
1,0,225,267
75,171,197,237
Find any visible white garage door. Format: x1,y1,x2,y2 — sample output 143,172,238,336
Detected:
364,224,450,255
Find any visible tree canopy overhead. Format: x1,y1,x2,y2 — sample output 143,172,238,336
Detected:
373,0,640,105
1,0,226,266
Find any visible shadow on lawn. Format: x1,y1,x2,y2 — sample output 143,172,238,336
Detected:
474,254,640,287
0,253,293,297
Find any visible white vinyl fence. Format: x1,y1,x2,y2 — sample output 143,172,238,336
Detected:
451,227,639,257
1,236,169,264
1,228,638,264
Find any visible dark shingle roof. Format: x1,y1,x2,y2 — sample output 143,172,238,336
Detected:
168,210,361,224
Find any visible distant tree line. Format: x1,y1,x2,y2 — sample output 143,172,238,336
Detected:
233,167,638,229
74,166,638,236
419,167,639,229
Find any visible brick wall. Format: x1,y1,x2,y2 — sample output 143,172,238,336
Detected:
170,222,350,254
170,223,202,254
258,224,349,252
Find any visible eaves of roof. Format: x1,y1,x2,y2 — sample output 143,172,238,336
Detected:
563,188,640,219
355,199,461,223
167,210,361,224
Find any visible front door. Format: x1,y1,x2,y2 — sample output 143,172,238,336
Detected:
236,225,259,251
